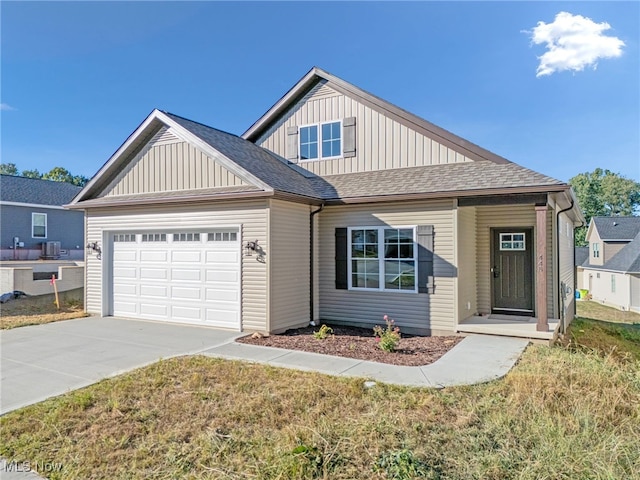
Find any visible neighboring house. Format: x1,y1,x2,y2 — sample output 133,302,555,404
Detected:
580,216,640,312
68,67,584,339
0,175,84,260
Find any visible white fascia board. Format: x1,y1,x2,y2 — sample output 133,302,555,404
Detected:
0,201,67,210
157,111,273,193
69,110,165,205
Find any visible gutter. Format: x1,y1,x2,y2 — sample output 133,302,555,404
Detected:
309,203,325,324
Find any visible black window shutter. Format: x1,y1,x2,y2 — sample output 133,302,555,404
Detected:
335,227,348,289
286,126,298,161
343,117,356,158
417,225,434,294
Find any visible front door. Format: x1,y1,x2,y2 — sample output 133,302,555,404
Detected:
491,228,534,315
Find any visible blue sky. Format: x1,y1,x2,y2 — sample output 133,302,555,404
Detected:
1,1,638,183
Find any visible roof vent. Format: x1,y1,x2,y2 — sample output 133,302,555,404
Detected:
613,221,618,226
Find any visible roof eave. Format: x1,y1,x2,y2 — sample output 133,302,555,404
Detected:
321,184,569,205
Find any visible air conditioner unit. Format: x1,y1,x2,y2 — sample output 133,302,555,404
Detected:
41,241,61,259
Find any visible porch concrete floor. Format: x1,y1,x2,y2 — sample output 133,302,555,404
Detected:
457,314,560,341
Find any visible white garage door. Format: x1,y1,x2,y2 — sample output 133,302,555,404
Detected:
111,229,240,329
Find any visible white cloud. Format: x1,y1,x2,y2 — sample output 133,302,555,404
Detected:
0,103,16,111
528,11,625,77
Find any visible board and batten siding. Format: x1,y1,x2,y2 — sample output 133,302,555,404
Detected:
85,200,268,331
317,200,456,333
558,211,575,321
268,200,311,333
456,206,477,321
476,205,555,318
255,80,472,176
100,127,247,197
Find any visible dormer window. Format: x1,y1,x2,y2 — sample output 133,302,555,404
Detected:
299,121,341,160
592,242,600,258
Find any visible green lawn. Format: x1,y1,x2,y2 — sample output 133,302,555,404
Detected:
576,300,640,324
1,320,639,479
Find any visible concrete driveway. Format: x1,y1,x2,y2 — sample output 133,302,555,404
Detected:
0,317,241,414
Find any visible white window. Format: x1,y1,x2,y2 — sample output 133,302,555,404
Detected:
299,121,341,160
208,231,238,242
32,213,47,238
593,243,600,258
611,275,616,293
499,233,525,251
114,234,136,242
349,227,416,292
173,233,200,242
141,233,166,242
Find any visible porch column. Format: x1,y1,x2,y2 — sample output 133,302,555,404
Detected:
535,205,548,331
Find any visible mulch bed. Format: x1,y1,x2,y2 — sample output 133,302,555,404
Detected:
236,324,464,366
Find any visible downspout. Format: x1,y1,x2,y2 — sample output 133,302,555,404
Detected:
556,196,575,334
310,203,325,325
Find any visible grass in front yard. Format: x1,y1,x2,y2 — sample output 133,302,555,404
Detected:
564,317,640,362
0,294,87,329
1,331,639,479
576,299,640,324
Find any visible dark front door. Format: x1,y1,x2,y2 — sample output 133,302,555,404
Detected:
491,228,534,315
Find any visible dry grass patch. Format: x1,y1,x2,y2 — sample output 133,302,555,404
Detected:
2,344,639,479
0,294,87,329
576,300,640,324
563,317,640,362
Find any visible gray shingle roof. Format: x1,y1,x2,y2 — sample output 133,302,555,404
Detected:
310,161,565,200
164,112,321,199
593,216,640,241
600,232,640,273
575,247,589,267
0,174,82,206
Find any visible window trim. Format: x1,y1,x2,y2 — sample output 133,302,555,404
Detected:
298,120,343,161
32,212,47,239
347,225,418,293
592,242,600,258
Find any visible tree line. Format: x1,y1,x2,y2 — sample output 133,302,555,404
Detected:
0,163,89,187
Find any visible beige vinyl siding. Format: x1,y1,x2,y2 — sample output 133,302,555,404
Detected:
85,200,268,331
457,206,477,321
588,229,604,266
317,200,456,333
255,80,472,176
476,205,554,318
100,128,246,197
268,199,310,333
558,212,575,321
584,268,632,311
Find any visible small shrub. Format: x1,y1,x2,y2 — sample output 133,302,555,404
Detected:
373,315,401,352
313,324,333,340
375,448,440,479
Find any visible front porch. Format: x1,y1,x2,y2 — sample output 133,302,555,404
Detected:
457,314,560,341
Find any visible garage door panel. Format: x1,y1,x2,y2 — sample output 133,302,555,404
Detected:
172,251,201,263
205,288,238,302
206,270,239,282
140,268,168,280
140,303,168,317
140,285,168,297
172,269,201,281
140,251,167,262
114,251,137,261
112,231,240,329
206,251,240,263
171,286,202,300
172,306,202,321
114,267,137,279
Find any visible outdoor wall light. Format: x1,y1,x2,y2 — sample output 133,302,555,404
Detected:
86,241,102,257
245,240,258,256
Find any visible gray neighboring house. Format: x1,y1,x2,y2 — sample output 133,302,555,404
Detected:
579,216,640,312
68,67,584,340
0,175,84,260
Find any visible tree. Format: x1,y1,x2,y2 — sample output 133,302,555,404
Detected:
42,166,88,187
21,169,42,179
569,168,640,245
0,163,18,175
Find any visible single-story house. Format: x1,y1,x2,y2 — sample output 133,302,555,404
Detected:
68,67,584,340
579,216,640,312
0,174,84,260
